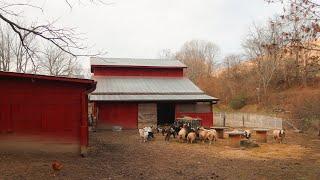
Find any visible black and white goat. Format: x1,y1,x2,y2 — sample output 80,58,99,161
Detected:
139,126,154,142
243,130,251,139
164,127,177,141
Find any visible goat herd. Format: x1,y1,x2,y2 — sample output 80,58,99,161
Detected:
138,123,286,145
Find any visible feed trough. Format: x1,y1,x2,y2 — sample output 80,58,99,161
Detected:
175,116,202,130
226,131,244,147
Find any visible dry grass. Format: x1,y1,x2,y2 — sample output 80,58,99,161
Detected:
221,144,310,160
0,130,319,179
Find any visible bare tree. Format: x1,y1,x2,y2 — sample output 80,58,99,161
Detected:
0,22,41,73
221,54,243,97
243,21,284,98
266,0,320,87
0,25,12,71
158,49,175,59
176,40,219,84
12,27,38,73
40,46,83,77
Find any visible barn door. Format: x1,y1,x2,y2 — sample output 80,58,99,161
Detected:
138,103,157,129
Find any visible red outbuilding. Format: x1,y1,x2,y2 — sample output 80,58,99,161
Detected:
90,58,218,129
0,71,96,155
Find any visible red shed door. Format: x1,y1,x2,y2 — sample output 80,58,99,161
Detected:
98,103,138,129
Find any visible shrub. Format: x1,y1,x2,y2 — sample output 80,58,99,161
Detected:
290,93,320,131
229,95,247,110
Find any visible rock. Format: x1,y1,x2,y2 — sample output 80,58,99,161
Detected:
80,146,88,157
293,129,302,133
112,126,122,132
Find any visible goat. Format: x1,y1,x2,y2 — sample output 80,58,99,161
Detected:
177,124,188,142
273,129,285,143
197,127,218,144
187,132,197,144
207,129,218,145
139,129,149,142
139,126,154,142
164,127,177,141
198,127,208,143
243,130,252,140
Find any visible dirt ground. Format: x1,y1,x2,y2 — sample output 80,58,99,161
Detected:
0,130,319,180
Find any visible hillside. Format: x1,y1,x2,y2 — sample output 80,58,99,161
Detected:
215,86,320,132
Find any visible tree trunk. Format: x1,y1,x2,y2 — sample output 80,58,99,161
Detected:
302,54,308,87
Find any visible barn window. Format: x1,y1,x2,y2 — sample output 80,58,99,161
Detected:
177,102,211,113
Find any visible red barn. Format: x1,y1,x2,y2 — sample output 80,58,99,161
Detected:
0,71,96,154
90,57,218,129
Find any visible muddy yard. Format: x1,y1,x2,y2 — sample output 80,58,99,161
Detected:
0,130,319,180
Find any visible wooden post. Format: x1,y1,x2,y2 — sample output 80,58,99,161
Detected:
318,121,320,137
242,115,244,127
80,92,89,156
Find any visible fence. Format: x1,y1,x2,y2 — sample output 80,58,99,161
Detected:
214,112,282,129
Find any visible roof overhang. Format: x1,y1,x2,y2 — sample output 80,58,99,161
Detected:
91,65,186,73
0,71,96,92
90,94,218,103
90,57,187,72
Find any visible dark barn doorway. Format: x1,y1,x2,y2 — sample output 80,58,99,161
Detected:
157,103,175,125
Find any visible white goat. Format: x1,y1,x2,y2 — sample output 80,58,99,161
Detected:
273,129,285,143
139,126,154,142
178,126,188,142
198,127,218,144
207,129,218,145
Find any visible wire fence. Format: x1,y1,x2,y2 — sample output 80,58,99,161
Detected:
214,112,283,129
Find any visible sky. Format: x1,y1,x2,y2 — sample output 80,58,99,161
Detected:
18,0,282,68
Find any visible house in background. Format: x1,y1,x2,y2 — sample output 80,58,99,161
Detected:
0,71,96,155
90,57,218,129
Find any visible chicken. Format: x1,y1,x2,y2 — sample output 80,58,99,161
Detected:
52,161,63,176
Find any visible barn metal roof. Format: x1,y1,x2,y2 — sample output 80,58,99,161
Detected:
90,57,187,68
90,76,218,102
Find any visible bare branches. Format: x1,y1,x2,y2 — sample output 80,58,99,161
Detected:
0,25,12,71
176,40,219,90
0,0,106,64
266,0,320,51
40,45,83,77
0,13,86,57
242,21,284,97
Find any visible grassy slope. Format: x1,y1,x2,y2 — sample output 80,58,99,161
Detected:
215,87,320,115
